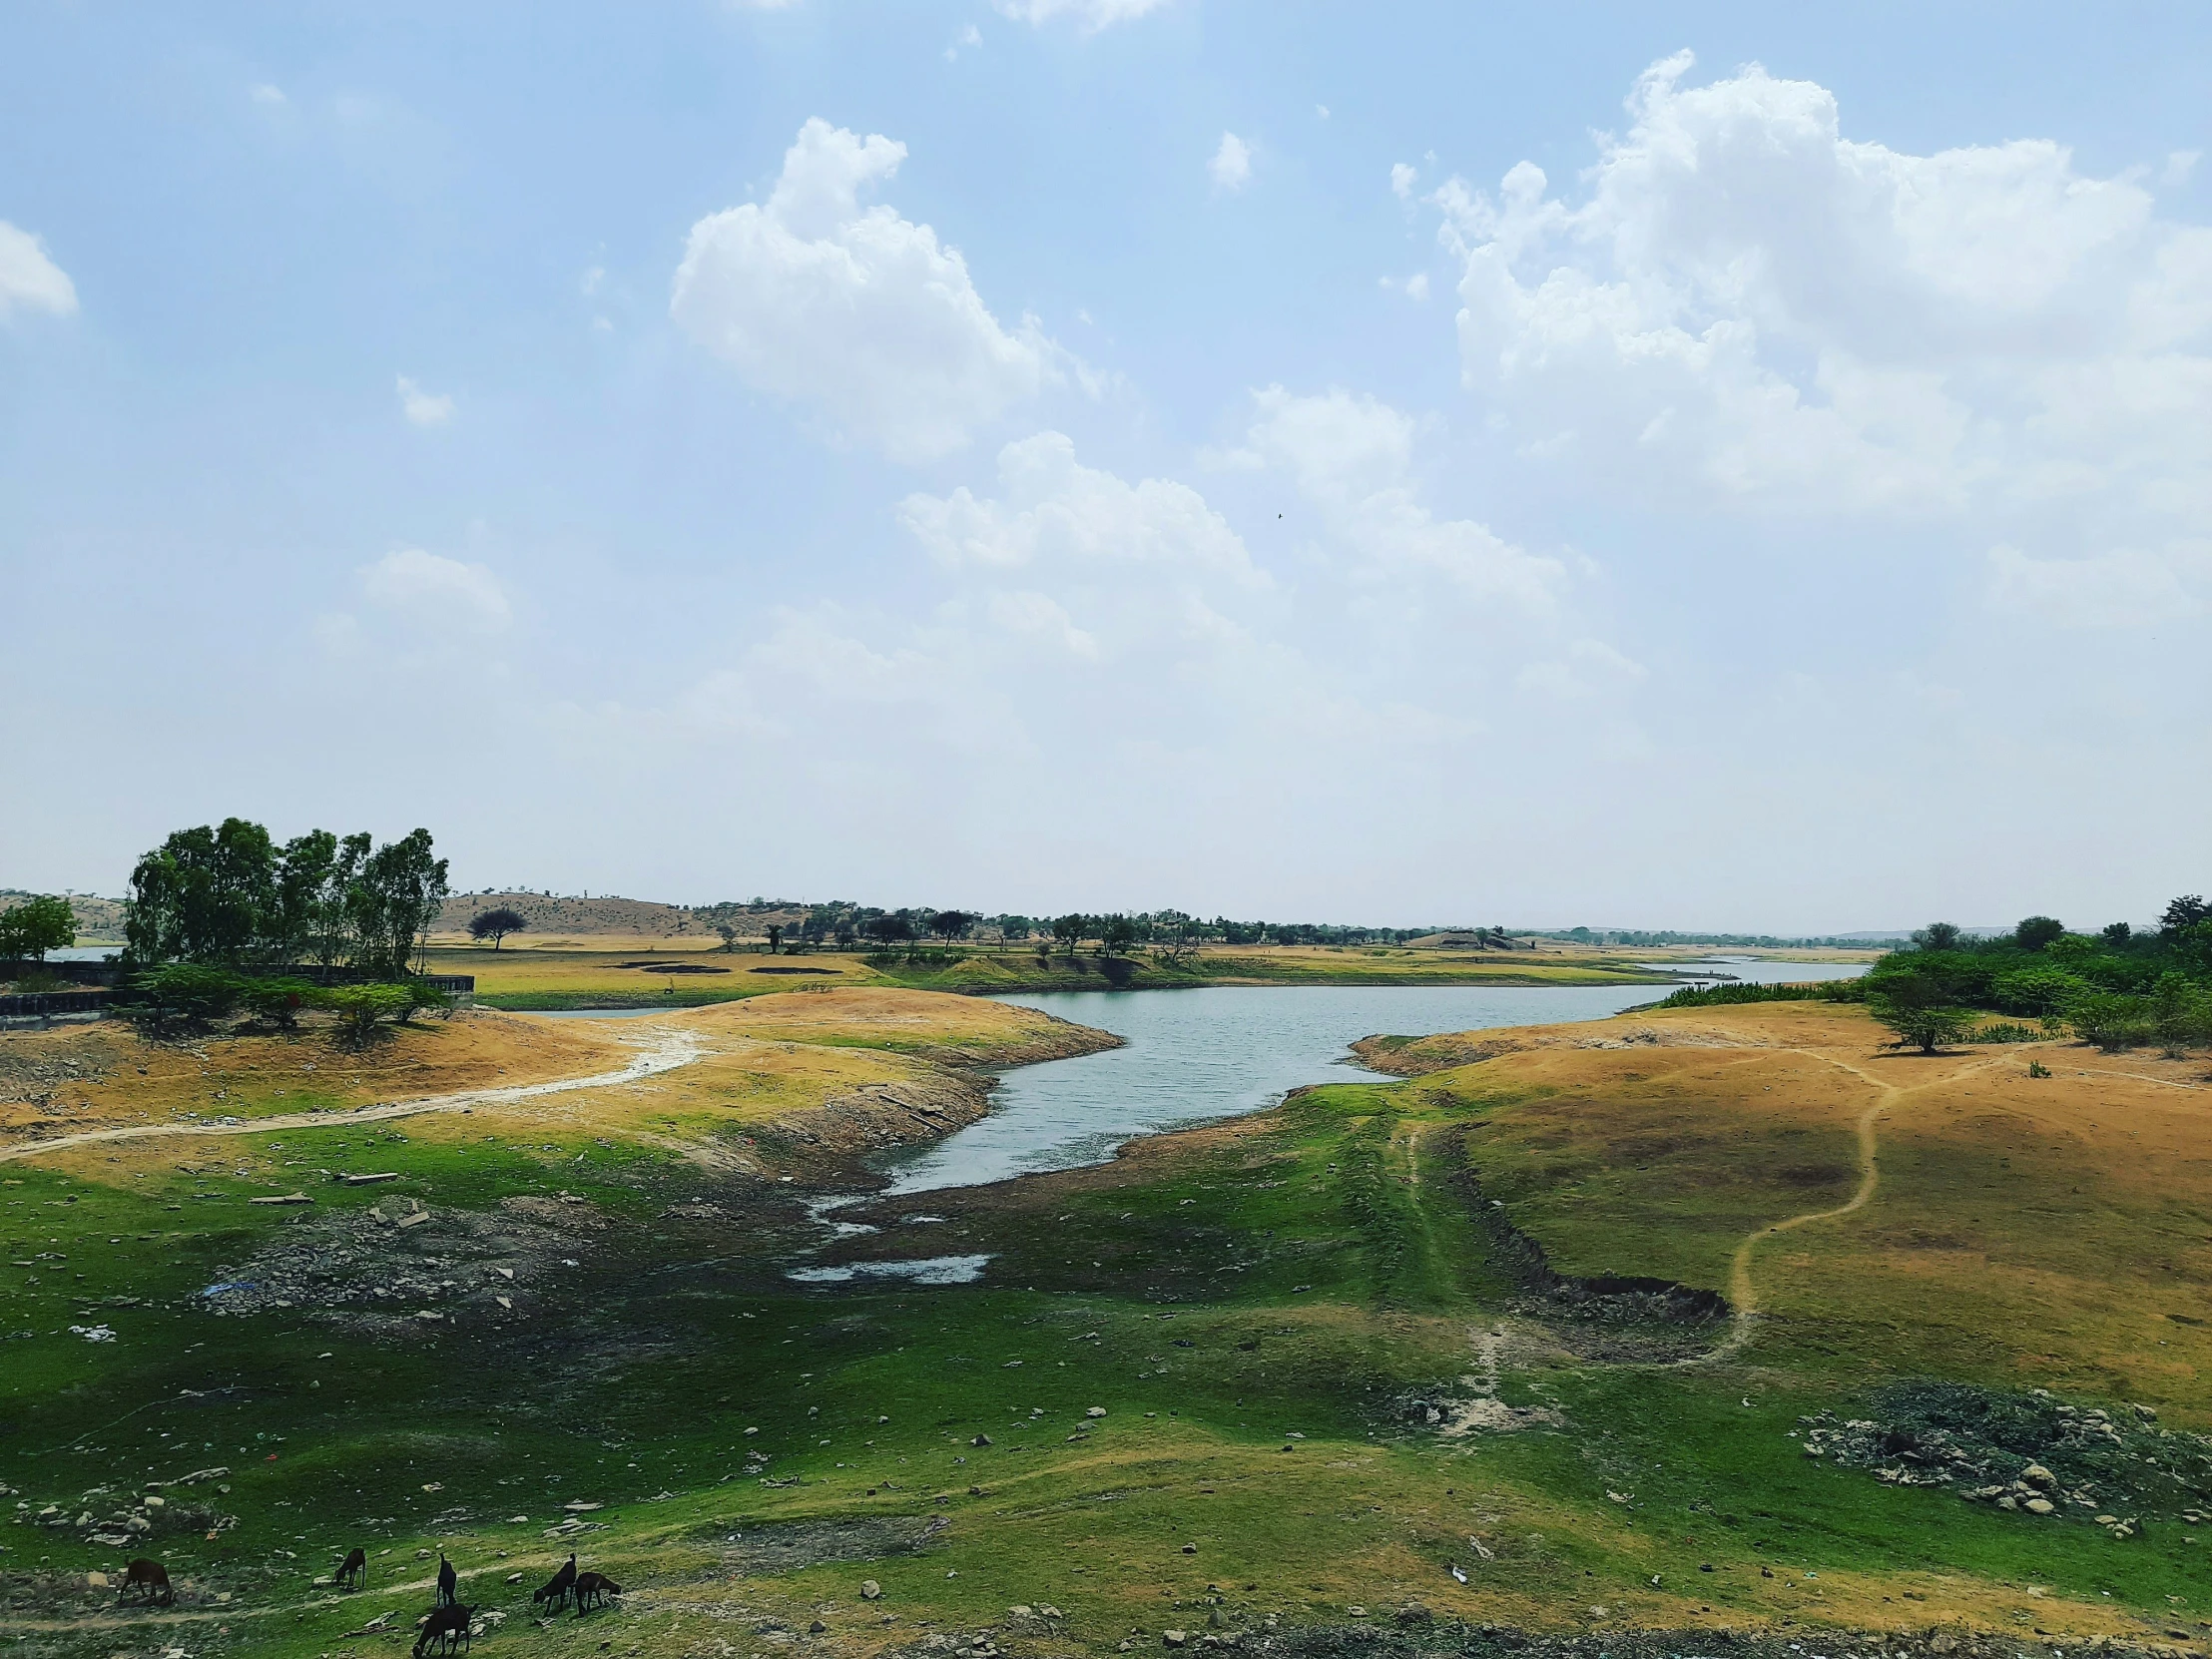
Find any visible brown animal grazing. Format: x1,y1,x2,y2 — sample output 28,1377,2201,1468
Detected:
436,1551,457,1606
531,1554,577,1609
119,1558,172,1605
336,1546,366,1590
574,1570,623,1612
412,1602,473,1656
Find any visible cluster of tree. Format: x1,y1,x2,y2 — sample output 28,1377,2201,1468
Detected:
119,963,449,1043
123,818,449,980
1865,899,2212,1053
0,894,76,961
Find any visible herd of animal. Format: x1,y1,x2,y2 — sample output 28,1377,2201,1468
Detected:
112,1544,622,1654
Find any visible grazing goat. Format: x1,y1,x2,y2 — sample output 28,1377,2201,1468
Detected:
575,1569,623,1612
412,1602,473,1656
436,1551,457,1606
119,1558,172,1605
336,1546,366,1590
531,1554,577,1610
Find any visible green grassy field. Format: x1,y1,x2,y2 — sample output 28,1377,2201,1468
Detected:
3,997,2205,1659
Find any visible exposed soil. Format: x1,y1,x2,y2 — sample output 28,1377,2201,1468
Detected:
1444,1130,1730,1362
1351,1020,1760,1079
709,1514,950,1577
196,1193,594,1332
1229,1624,2168,1659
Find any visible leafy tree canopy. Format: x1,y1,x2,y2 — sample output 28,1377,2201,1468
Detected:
468,906,528,949
0,894,77,961
125,818,448,976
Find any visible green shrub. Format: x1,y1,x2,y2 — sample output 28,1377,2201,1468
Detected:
1648,979,1866,1010
123,963,248,1031
320,983,414,1046
1989,965,2088,1017
1869,996,1974,1053
2068,991,2154,1052
241,976,317,1030
400,978,454,1021
1965,1021,2042,1044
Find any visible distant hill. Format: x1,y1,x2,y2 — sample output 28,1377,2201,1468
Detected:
433,892,810,942
0,889,128,941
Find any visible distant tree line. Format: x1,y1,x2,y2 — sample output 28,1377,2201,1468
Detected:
670,899,1895,956
123,817,449,980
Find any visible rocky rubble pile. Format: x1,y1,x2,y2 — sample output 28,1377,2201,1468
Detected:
15,1468,236,1546
1792,1383,2212,1537
197,1198,575,1329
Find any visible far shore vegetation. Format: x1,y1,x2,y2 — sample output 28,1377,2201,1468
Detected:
1648,897,2212,1056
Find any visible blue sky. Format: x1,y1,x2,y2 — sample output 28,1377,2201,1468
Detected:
3,2,2207,930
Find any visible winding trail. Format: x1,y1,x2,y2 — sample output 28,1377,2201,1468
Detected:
1688,1047,2008,1366
0,1022,704,1168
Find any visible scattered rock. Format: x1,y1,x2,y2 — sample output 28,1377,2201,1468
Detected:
860,1580,882,1601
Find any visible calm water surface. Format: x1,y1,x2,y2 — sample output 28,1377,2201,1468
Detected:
1640,955,1871,987
876,980,1862,1197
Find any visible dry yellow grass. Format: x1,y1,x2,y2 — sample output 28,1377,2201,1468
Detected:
0,988,1114,1182
1411,1001,2212,1414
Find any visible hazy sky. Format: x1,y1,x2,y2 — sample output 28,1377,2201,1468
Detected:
4,3,2207,931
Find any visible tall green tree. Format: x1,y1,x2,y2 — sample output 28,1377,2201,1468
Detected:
349,829,450,978
0,895,76,961
1099,914,1139,957
271,830,339,962
124,818,276,964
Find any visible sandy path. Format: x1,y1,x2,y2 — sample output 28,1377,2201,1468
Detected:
1687,1046,2007,1366
4,1561,549,1634
0,1022,704,1167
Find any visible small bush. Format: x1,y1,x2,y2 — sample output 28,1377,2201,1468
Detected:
241,976,317,1030
1965,1021,2043,1044
123,964,248,1032
2068,991,2155,1052
321,983,414,1046
399,978,454,1022
1649,979,1866,1010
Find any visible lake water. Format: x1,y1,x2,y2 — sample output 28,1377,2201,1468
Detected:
1640,955,1872,988
874,979,1861,1197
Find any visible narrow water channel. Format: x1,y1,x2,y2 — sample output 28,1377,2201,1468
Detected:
873,976,1855,1197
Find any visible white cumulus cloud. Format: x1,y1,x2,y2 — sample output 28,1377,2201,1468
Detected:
358,548,509,631
395,375,454,426
1434,49,2212,567
1227,386,1565,611
672,118,1066,462
0,222,78,320
1209,132,1253,192
900,430,1259,586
